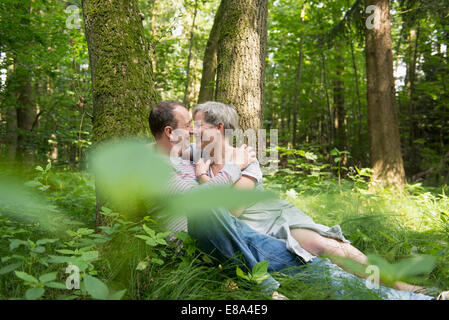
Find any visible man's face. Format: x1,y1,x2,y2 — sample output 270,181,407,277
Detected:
171,106,193,151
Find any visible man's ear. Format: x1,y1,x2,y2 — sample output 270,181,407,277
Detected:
163,126,173,139
217,122,224,133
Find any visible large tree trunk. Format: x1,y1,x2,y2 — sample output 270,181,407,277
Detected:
82,0,158,226
365,0,406,188
215,0,268,131
82,0,158,144
197,0,225,104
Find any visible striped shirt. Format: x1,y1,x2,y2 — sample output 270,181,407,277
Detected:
164,157,242,233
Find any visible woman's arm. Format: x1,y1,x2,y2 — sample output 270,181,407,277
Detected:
230,175,257,217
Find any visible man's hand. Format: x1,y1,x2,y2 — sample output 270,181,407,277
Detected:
195,158,211,177
230,144,256,170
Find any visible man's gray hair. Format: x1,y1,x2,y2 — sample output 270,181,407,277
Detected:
193,101,239,130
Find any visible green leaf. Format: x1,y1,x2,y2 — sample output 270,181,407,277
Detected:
56,249,76,255
151,258,164,265
45,162,52,172
330,148,339,156
9,239,27,251
252,261,269,277
31,246,46,254
145,239,158,247
48,255,75,264
253,274,270,284
57,295,78,300
99,226,114,235
135,235,151,241
108,289,127,300
38,185,50,192
0,263,21,275
80,251,99,262
25,287,45,300
136,261,148,271
236,267,249,281
39,272,57,283
15,271,39,284
155,238,167,245
83,275,109,300
35,166,44,172
36,238,59,246
101,207,112,214
44,281,68,289
142,224,155,237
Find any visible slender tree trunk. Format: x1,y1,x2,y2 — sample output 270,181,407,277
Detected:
15,64,35,164
198,0,225,103
82,0,158,226
321,52,333,146
348,27,364,161
215,0,268,131
365,0,406,188
4,106,17,162
405,25,420,174
2,63,18,162
183,0,198,107
332,45,347,154
292,7,306,148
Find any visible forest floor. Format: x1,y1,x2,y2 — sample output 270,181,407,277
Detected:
0,167,448,300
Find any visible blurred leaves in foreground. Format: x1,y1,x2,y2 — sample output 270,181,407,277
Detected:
88,139,277,219
327,253,436,288
0,173,82,234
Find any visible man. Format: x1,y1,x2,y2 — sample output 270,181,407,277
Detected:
148,100,435,300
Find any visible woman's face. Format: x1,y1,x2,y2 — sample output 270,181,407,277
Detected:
193,111,221,151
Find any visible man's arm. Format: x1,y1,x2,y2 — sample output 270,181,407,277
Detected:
166,161,242,194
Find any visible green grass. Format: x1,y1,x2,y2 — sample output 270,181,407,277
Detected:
1,168,448,300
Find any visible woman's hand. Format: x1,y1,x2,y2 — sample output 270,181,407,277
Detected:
195,158,211,184
229,144,257,170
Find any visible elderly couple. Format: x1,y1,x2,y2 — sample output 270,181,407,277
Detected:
148,100,444,300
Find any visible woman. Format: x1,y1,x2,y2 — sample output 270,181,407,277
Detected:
190,101,425,293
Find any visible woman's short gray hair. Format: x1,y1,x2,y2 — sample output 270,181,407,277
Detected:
193,101,239,130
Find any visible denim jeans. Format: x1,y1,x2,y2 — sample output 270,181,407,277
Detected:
187,207,433,300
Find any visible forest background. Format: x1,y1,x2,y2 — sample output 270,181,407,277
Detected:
0,0,448,301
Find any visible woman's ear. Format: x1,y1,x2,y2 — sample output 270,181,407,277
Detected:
217,122,225,133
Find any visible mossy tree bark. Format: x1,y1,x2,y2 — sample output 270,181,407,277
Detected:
82,0,158,226
365,0,406,188
82,0,158,144
214,0,268,131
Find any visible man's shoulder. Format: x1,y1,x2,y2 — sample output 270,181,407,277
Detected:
168,157,195,174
